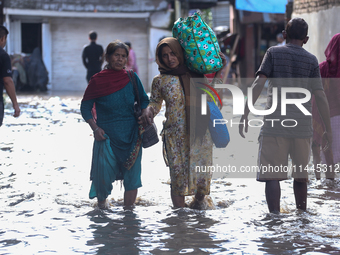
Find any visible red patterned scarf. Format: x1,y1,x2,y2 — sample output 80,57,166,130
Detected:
82,69,130,101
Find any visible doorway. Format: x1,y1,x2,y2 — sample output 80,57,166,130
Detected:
21,23,42,54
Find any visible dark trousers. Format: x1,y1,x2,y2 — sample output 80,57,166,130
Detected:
86,69,101,83
0,101,4,127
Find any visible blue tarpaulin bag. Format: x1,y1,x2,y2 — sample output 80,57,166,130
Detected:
89,134,119,201
207,101,230,148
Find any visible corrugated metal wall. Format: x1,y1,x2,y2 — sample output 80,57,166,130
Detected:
211,1,230,28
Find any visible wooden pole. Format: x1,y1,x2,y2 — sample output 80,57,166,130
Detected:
175,0,181,21
222,34,239,84
0,0,4,25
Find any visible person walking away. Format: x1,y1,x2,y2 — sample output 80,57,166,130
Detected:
0,25,20,126
312,33,340,180
125,42,138,75
276,33,286,46
238,18,332,213
82,31,104,83
81,40,149,208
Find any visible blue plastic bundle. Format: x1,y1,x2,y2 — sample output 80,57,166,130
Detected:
207,101,230,148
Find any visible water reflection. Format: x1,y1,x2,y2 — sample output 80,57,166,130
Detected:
87,209,141,254
256,210,340,254
152,209,220,254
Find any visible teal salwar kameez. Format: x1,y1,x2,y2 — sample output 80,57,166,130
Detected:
81,73,149,200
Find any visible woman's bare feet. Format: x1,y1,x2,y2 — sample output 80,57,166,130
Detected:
97,199,107,209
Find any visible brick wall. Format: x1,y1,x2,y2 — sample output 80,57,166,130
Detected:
292,4,340,64
294,0,340,14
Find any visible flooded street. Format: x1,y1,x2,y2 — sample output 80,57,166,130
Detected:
1,92,339,254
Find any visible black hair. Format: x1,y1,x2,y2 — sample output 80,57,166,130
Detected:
276,33,284,39
285,18,308,41
89,31,97,40
124,41,131,48
158,36,166,42
0,25,9,39
104,40,129,69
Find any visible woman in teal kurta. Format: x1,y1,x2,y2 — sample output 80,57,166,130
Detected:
80,40,149,208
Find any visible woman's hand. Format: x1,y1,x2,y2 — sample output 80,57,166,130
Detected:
87,119,106,141
93,127,106,141
215,51,227,79
220,51,227,68
138,107,154,126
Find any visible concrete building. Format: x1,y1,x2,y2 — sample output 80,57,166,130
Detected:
292,0,340,63
3,0,170,92
3,0,226,92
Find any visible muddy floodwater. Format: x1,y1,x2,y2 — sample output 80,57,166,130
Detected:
1,92,339,254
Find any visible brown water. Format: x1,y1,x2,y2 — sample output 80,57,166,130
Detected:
0,93,339,254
